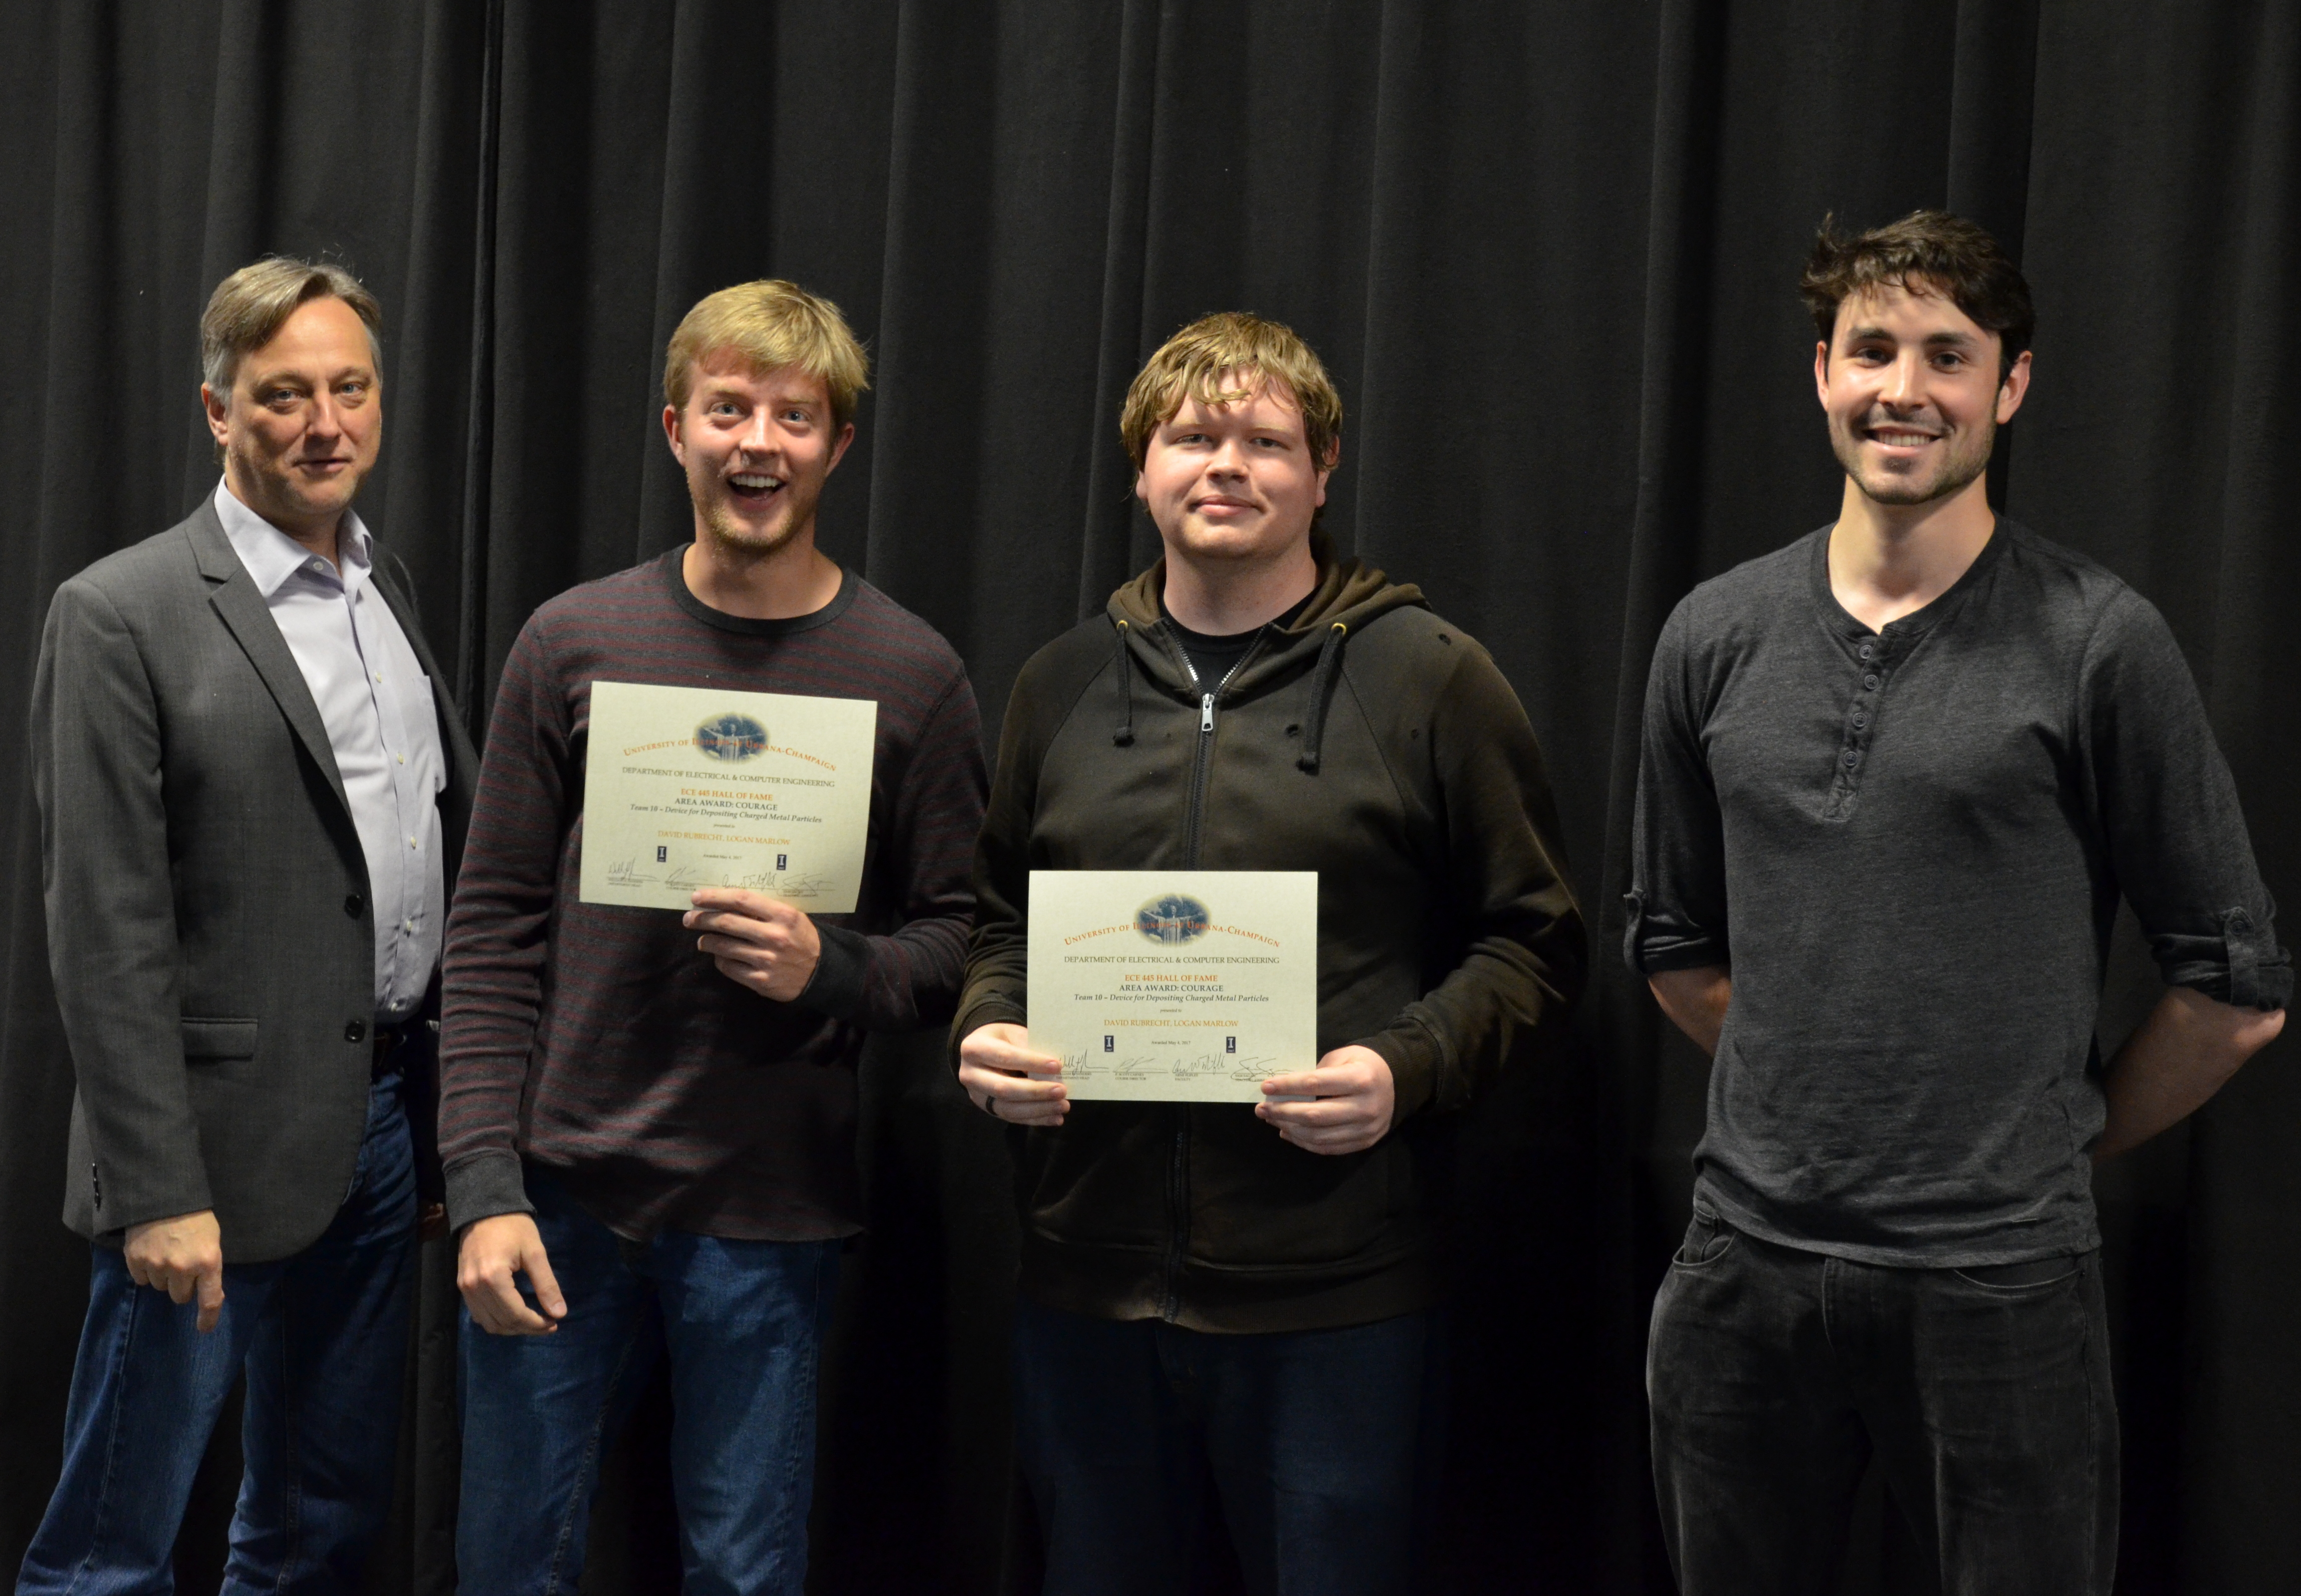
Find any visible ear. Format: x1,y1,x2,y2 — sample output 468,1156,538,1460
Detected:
1813,341,1831,408
1995,348,2033,425
1314,441,1339,507
824,421,856,476
661,403,686,465
1133,469,1148,506
201,383,232,450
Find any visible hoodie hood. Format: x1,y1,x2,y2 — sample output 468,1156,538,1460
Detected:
1106,528,1428,686
1102,529,1429,771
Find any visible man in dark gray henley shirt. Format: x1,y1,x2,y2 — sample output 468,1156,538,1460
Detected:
1628,210,2289,1595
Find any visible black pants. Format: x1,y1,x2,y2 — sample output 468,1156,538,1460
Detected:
1647,1209,2118,1595
1011,1298,1432,1596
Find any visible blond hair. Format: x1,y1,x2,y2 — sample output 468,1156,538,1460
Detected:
663,279,871,430
1118,312,1342,473
200,257,382,397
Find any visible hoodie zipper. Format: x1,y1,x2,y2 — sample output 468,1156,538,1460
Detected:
1177,635,1264,869
1157,621,1267,1319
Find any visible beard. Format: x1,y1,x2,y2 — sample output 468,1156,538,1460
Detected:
1830,409,1996,507
692,472,821,557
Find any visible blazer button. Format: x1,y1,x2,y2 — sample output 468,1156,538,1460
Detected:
344,893,365,918
345,1019,367,1043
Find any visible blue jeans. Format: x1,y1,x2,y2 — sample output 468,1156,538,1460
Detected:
17,1073,418,1595
1011,1298,1431,1596
1647,1207,2119,1595
455,1176,841,1596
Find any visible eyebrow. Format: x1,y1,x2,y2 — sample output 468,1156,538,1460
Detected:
249,364,373,387
1841,325,1980,349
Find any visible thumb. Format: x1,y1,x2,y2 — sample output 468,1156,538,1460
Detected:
195,1267,225,1335
523,1240,567,1320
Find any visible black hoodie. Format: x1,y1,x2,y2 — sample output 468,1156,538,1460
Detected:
955,548,1586,1332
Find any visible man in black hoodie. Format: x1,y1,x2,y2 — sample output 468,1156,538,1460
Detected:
956,313,1585,1594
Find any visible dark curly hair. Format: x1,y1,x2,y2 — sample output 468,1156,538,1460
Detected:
1801,210,2033,378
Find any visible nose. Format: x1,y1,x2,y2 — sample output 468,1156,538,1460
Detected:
739,407,777,455
306,388,344,439
1879,349,1925,408
1206,434,1249,477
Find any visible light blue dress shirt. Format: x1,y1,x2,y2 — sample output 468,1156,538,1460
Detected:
214,480,446,1022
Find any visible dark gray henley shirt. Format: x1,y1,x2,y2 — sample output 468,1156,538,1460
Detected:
1627,520,2289,1266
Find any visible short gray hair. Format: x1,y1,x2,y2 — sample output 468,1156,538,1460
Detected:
200,257,383,397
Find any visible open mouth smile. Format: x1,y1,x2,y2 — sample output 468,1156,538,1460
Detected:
1862,424,1943,449
729,472,785,502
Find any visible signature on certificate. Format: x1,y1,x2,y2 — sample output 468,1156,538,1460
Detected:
1060,1049,1098,1079
1113,1055,1155,1081
603,858,660,887
1229,1055,1278,1080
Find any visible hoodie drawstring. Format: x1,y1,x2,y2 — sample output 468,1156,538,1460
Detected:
1298,621,1347,773
1112,619,1135,746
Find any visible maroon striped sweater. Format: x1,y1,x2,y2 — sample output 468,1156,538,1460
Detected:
438,552,985,1240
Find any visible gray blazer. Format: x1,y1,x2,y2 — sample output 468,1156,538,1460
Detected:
31,499,478,1263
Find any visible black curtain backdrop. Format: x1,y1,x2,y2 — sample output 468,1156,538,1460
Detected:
3,4,2295,1592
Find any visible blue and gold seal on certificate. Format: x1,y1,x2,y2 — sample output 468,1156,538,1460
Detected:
1134,893,1212,945
693,713,769,763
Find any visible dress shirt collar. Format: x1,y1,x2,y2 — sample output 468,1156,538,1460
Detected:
213,478,375,599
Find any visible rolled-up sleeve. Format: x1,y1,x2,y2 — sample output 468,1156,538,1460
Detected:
1626,597,1731,977
2081,589,2290,1010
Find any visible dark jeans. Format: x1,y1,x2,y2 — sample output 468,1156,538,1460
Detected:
18,1073,418,1596
456,1175,841,1596
1011,1297,1432,1596
1647,1207,2118,1595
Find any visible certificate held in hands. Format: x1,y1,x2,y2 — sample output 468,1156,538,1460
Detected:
1027,870,1318,1102
579,680,877,913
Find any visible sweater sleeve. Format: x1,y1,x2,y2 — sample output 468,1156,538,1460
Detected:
794,670,988,1031
436,613,571,1230
2080,589,2290,1010
1359,638,1587,1119
950,668,1044,1052
1624,596,1730,976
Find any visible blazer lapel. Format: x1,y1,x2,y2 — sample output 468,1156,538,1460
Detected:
187,502,353,821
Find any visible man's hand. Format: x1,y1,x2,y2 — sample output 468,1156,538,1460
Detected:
457,1213,567,1335
1257,1045,1395,1155
124,1209,225,1333
958,1023,1068,1127
1650,966,1732,1058
2096,987,2286,1163
685,887,822,1001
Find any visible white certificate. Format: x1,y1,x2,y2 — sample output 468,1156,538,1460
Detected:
578,680,877,913
1026,870,1318,1102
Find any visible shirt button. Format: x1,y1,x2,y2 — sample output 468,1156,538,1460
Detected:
397,753,405,764
1843,750,1859,767
408,836,418,848
1863,673,1880,691
345,1018,367,1043
1858,642,1875,660
1852,711,1869,729
403,919,415,932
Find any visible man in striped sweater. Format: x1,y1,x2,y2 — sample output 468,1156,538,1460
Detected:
437,280,986,1595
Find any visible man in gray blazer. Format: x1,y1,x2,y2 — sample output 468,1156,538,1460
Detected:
19,258,475,1594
